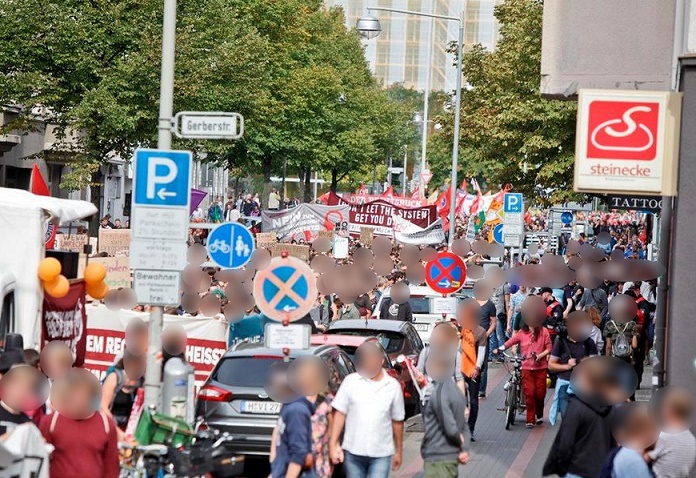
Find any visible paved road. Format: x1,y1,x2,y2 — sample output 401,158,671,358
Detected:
396,362,654,478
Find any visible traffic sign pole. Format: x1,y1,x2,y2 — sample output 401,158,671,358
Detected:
144,0,177,411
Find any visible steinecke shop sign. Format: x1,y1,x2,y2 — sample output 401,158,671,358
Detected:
574,89,682,196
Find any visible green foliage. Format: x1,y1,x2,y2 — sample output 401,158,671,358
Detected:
429,0,579,204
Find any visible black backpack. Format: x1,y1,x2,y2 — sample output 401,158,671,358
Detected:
596,446,622,478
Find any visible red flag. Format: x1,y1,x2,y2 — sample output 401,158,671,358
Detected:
318,191,330,204
382,186,395,198
357,183,368,195
30,164,56,249
437,185,452,217
410,188,421,200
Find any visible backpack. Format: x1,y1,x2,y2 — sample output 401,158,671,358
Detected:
49,411,112,436
102,368,125,409
596,446,622,478
609,320,632,358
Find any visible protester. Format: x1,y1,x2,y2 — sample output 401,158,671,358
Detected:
100,350,145,435
456,299,487,442
489,283,510,362
268,188,281,211
586,307,605,355
330,341,405,478
607,403,658,478
335,298,360,321
507,285,530,335
378,293,414,322
475,295,496,399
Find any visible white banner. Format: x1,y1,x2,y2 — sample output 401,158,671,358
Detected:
84,304,228,387
392,215,446,245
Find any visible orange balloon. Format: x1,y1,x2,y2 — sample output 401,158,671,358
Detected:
83,262,107,285
86,281,109,300
44,275,69,298
38,258,62,282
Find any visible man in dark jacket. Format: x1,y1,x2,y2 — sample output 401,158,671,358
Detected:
378,297,414,322
543,394,614,478
421,356,470,478
270,396,315,478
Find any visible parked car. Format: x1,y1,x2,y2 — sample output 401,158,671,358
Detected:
195,343,355,457
373,285,474,343
324,319,424,415
309,334,409,410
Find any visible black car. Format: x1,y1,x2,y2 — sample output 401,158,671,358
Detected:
195,343,355,457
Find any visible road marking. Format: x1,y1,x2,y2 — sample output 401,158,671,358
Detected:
503,392,554,478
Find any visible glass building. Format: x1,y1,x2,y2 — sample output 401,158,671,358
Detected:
327,0,502,92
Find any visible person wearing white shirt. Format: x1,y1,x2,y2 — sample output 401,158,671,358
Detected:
330,341,405,478
225,205,241,222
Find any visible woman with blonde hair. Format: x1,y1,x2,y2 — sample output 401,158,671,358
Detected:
585,307,605,355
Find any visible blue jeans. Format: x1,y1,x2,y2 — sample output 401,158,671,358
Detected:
480,343,490,395
489,312,508,358
344,452,392,478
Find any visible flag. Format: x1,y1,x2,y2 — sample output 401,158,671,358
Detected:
437,185,452,231
427,190,439,205
318,191,330,204
30,164,56,249
382,186,394,198
485,184,512,224
473,210,486,233
357,183,368,195
411,188,422,200
469,178,483,215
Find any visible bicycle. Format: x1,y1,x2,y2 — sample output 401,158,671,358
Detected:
502,351,531,430
119,443,174,478
207,239,230,254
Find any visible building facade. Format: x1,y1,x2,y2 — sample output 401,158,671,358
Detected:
327,0,502,92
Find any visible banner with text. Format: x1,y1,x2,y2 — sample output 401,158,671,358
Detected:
392,215,446,245
98,229,131,256
42,280,87,367
261,204,350,242
326,192,437,236
340,193,426,208
84,305,228,387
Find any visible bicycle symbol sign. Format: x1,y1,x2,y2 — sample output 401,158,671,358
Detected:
206,223,255,269
425,251,467,295
253,256,317,321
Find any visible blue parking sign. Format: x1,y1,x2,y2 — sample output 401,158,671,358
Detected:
133,149,192,208
504,193,523,213
207,223,255,269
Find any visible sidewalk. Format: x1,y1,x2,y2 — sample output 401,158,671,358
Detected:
396,362,654,478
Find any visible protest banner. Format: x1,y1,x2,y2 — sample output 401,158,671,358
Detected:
261,204,350,242
256,232,277,245
326,192,437,236
392,215,446,245
42,280,87,366
317,230,333,240
359,227,374,245
263,243,311,261
98,229,131,256
56,234,89,253
83,304,228,387
340,193,426,208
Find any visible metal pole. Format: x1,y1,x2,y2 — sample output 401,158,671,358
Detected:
653,198,672,391
313,170,318,201
447,11,465,247
420,12,434,198
402,147,408,197
281,157,287,206
145,0,177,410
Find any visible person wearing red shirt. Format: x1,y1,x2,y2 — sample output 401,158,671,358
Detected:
39,369,119,478
495,322,552,428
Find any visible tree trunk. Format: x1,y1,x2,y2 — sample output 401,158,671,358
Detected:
88,170,103,237
261,155,273,210
303,166,312,203
330,169,338,193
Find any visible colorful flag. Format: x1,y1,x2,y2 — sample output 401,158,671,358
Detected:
30,164,56,249
473,210,486,233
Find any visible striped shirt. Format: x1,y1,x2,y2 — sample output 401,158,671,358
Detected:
648,430,696,478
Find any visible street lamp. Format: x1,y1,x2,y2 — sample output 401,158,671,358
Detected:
357,6,466,247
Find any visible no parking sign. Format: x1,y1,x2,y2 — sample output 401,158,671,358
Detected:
253,256,317,322
425,251,467,295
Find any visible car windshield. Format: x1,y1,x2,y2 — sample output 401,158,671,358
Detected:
408,297,430,314
327,330,404,354
214,357,284,387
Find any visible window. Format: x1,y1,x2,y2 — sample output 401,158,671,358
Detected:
214,356,282,387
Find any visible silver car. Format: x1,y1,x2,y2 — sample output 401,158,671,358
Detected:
195,343,355,456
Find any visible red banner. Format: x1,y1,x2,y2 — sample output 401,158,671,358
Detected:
327,192,436,236
339,192,426,208
42,280,87,366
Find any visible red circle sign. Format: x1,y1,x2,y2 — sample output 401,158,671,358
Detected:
425,251,467,295
253,256,317,322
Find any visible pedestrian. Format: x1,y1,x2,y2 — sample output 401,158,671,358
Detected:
576,285,609,321
585,307,605,355
0,365,35,435
456,299,487,442
311,389,336,478
543,393,614,478
40,368,119,478
489,282,511,362
645,387,696,477
548,316,599,425
420,355,470,478
603,298,639,393
495,305,552,428
540,287,564,343
334,298,360,321
603,403,657,478
225,203,241,222
378,294,414,322
309,294,333,332
268,188,281,211
416,322,464,403
99,350,145,439
507,285,530,335
474,293,496,399
330,341,405,478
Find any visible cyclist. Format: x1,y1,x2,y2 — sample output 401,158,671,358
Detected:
495,296,552,428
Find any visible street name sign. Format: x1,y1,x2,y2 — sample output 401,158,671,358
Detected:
173,111,244,140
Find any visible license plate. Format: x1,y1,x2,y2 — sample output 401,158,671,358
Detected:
413,323,429,332
240,401,281,414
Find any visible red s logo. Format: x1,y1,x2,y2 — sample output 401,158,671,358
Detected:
586,101,660,161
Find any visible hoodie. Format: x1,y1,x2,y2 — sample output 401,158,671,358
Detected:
543,395,615,478
421,379,469,462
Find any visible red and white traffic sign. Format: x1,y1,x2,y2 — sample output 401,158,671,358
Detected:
253,256,317,322
420,169,432,185
574,89,681,196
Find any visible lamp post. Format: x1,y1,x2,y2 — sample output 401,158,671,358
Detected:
357,6,465,247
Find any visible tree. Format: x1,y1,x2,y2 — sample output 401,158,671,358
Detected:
428,0,579,204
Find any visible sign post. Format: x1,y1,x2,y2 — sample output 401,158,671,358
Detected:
503,193,524,248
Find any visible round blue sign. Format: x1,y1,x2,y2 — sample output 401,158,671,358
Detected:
493,224,504,244
207,223,255,269
560,211,573,225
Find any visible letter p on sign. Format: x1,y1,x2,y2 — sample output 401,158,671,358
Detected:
147,157,178,200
